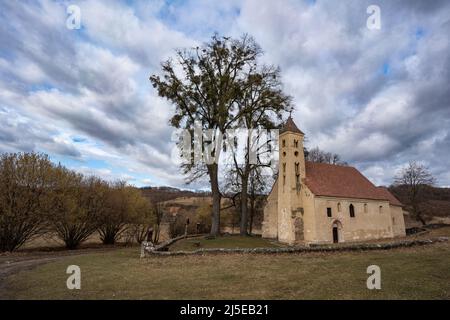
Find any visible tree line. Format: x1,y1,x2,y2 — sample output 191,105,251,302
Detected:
0,152,155,252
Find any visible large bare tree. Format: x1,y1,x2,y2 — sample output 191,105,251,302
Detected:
230,64,291,235
394,161,436,225
150,34,274,236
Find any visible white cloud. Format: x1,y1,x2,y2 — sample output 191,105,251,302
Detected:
0,0,449,188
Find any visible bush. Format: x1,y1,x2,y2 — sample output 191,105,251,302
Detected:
48,168,109,249
0,151,158,251
98,182,154,245
0,152,54,252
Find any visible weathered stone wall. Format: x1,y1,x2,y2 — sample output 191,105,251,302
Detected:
143,237,448,257
262,179,278,239
300,184,317,243
391,205,406,237
313,197,395,243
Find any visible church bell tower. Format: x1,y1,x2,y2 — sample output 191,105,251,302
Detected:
277,116,306,244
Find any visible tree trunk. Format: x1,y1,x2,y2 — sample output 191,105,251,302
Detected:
208,164,221,236
249,193,255,235
240,172,249,236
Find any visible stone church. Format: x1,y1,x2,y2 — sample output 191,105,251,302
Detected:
262,117,406,244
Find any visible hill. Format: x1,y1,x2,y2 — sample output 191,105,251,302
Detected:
389,185,450,225
140,186,210,203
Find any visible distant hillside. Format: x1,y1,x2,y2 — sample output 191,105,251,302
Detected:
389,185,450,225
139,186,264,239
140,186,210,203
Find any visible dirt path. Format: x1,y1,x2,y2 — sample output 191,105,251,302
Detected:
0,246,126,299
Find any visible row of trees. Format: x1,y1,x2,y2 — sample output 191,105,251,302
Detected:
305,147,348,165
0,152,155,252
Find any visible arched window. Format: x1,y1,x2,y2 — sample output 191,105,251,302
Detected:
282,139,286,147
379,205,383,214
337,202,341,212
364,203,368,213
349,204,355,218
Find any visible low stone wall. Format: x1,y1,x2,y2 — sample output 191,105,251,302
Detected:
141,236,448,257
140,234,205,258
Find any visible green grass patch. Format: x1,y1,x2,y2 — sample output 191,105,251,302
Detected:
169,235,286,251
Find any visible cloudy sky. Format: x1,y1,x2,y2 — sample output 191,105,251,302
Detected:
1,0,449,189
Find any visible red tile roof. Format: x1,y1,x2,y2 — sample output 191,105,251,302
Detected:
376,187,403,206
304,161,403,206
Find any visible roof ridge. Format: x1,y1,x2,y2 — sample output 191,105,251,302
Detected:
304,162,403,206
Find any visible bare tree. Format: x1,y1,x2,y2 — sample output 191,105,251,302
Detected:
248,167,271,235
0,152,53,252
305,146,347,165
99,182,152,245
49,169,108,250
150,201,164,244
229,64,291,235
394,161,436,225
151,34,276,236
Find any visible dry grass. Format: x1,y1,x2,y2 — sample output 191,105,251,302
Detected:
169,235,286,251
3,229,450,299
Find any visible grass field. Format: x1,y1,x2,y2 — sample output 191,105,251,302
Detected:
169,235,286,251
3,228,450,299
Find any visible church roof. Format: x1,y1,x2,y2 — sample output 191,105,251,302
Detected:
376,187,403,207
304,162,403,206
280,116,304,135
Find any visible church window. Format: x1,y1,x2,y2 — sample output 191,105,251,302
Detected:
294,151,299,157
294,139,298,148
282,139,286,147
295,162,300,175
327,207,332,217
283,152,286,157
364,203,368,213
349,204,355,218
283,163,286,173
379,205,383,214
337,202,341,212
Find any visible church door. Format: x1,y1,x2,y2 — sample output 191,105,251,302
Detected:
332,227,339,243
